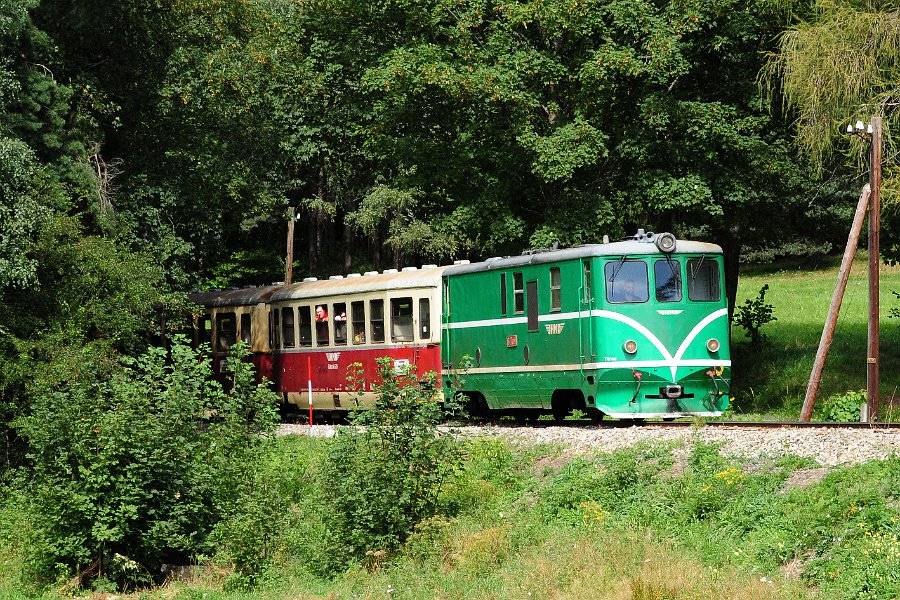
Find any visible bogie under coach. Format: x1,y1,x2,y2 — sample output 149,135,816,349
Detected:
189,230,731,420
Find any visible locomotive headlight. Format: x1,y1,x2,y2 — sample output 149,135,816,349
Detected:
706,338,720,353
624,340,638,354
655,232,677,253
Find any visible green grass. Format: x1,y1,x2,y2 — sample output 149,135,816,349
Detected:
732,253,900,419
7,435,900,599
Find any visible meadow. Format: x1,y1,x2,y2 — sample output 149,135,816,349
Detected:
732,253,900,419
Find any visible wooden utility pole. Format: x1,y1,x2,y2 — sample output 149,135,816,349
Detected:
801,185,870,421
285,207,296,285
801,116,883,422
867,116,883,421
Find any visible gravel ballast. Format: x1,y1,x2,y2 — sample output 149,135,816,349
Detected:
278,423,900,467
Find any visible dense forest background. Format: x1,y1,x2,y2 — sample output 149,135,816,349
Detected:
1,0,897,464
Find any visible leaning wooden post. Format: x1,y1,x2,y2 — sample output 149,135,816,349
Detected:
801,184,871,421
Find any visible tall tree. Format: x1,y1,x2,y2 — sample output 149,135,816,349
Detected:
765,0,900,260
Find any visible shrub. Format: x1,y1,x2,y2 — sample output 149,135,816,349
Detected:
18,338,278,591
318,359,461,572
819,390,865,422
733,284,776,345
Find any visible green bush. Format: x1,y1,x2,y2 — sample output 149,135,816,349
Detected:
733,283,777,345
18,338,278,591
819,390,865,422
318,359,461,572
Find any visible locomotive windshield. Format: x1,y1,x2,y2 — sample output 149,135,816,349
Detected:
687,256,721,301
605,260,649,303
654,259,682,302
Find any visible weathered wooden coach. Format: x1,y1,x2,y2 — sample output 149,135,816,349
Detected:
189,230,731,420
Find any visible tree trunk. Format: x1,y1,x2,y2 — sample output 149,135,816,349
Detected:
716,225,742,322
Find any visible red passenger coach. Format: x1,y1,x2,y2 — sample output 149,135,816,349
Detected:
187,284,285,384
269,266,448,413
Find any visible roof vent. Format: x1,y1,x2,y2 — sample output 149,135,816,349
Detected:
347,273,362,278
383,268,399,274
364,271,378,276
602,235,609,244
328,275,344,280
302,277,318,282
453,260,471,265
421,264,438,269
401,266,418,272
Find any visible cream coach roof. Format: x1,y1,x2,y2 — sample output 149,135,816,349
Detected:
271,266,450,302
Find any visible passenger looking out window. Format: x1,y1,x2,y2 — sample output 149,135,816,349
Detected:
315,304,329,345
351,301,366,344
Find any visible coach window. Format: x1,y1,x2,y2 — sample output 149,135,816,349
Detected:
687,257,721,301
298,306,312,347
351,301,366,344
272,309,280,348
605,260,649,303
370,299,385,343
513,272,524,314
281,307,296,348
419,298,431,339
654,259,682,302
334,302,347,346
216,312,236,352
550,267,561,312
240,313,251,344
500,273,507,315
200,315,212,346
391,297,414,342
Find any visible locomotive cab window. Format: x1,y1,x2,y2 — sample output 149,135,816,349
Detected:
216,312,237,352
298,306,312,347
334,302,347,346
654,259,682,302
281,307,296,348
687,257,721,301
391,297,414,342
513,272,524,314
351,301,366,344
370,299,385,343
605,260,649,303
419,298,431,339
550,267,561,312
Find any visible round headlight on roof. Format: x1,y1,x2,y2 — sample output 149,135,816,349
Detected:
624,340,638,354
707,338,720,353
655,232,677,253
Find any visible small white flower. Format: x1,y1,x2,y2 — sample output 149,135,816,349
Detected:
499,511,504,518
387,585,395,594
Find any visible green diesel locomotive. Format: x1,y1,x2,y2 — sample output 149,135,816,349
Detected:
441,230,731,420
